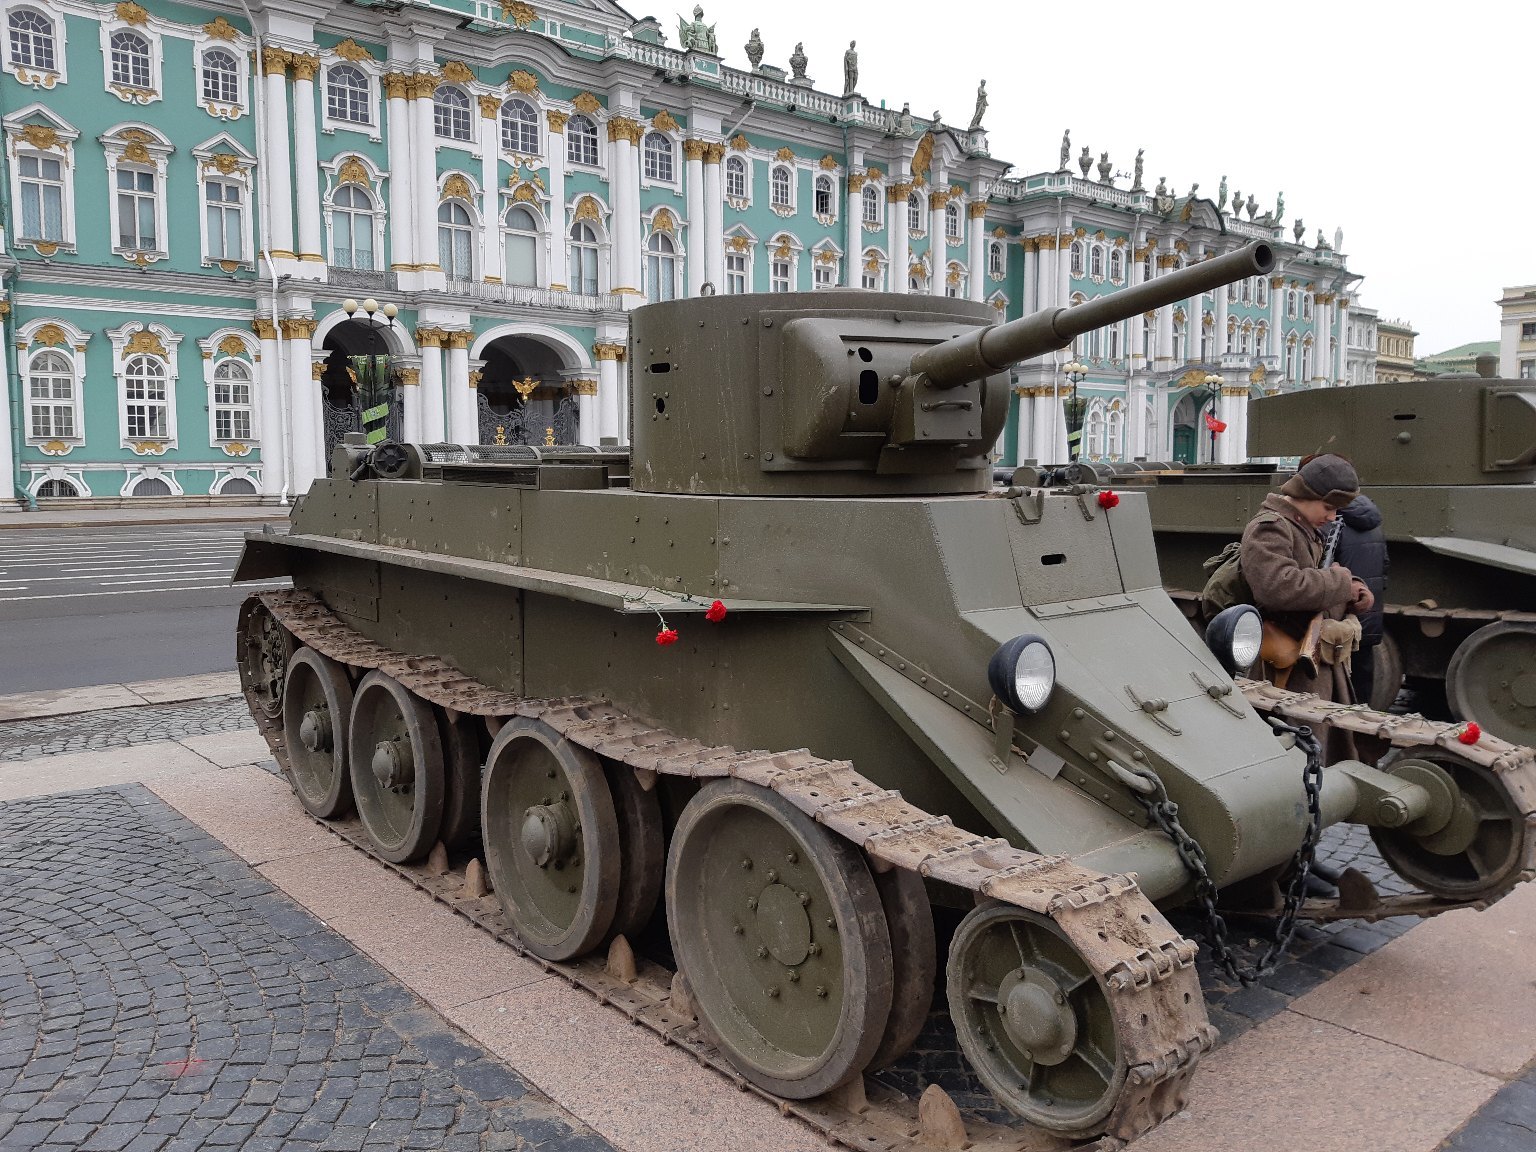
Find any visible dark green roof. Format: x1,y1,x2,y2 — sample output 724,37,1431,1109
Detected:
1423,340,1499,362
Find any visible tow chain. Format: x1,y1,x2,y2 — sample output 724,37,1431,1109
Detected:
1127,721,1325,986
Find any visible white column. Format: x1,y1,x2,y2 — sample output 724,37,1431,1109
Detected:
595,343,622,442
702,144,724,292
384,73,414,269
1335,297,1349,382
1228,390,1250,462
261,49,294,260
445,334,473,443
572,377,600,446
1057,234,1071,312
417,330,446,442
966,199,986,302
1269,274,1285,358
1214,278,1229,362
684,140,705,296
545,119,568,288
1156,252,1174,365
608,121,641,294
1129,240,1147,370
290,55,323,268
890,172,910,294
1040,240,1058,309
282,319,318,492
402,366,422,443
928,179,946,297
1012,386,1032,465
1021,239,1037,314
478,97,502,284
845,165,862,287
254,321,286,497
413,76,441,279
0,311,14,507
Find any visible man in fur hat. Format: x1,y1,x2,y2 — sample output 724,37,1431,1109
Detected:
1240,453,1375,703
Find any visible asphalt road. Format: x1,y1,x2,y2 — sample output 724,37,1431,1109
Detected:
0,524,288,693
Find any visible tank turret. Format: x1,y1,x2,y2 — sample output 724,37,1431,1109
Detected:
629,242,1274,495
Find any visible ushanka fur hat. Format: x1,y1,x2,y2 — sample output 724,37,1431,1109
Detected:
1280,453,1361,509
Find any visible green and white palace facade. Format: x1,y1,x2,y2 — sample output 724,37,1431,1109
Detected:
0,0,1361,505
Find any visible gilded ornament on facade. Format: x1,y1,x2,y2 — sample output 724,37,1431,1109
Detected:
223,441,250,456
573,195,601,222
909,263,925,279
123,142,152,163
1173,238,1189,252
652,110,680,133
546,110,568,133
289,55,320,81
131,441,166,455
336,156,370,187
513,377,539,400
14,68,60,89
251,318,277,340
218,335,248,357
772,239,793,260
946,268,960,285
569,379,598,396
508,69,540,93
865,167,881,180
208,153,241,174
967,202,987,219
115,2,150,26
260,46,291,75
864,256,880,273
478,94,501,119
398,367,420,385
592,342,626,361
702,142,725,163
334,39,373,62
817,250,836,265
992,227,1006,238
414,327,446,348
775,146,794,162
203,16,237,40
847,174,865,191
910,132,933,182
682,139,707,161
728,134,749,152
279,317,318,339
818,154,838,170
19,124,61,151
728,236,749,252
382,72,409,99
572,91,601,115
1249,365,1267,384
32,241,61,258
41,440,71,456
927,189,950,209
33,324,68,348
503,1,538,29
512,183,537,202
651,210,675,234
468,370,483,389
607,117,642,144
441,60,474,84
124,330,167,357
441,173,474,201
444,330,472,349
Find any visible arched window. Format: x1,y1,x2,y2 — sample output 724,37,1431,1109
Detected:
1239,323,1253,357
569,221,599,295
1069,240,1086,278
1141,255,1153,283
1085,401,1106,459
770,166,792,209
1107,404,1125,459
437,200,474,279
124,355,169,440
567,114,598,166
434,85,472,141
861,251,885,290
326,64,371,124
131,476,172,497
645,231,677,302
330,184,375,269
1286,289,1297,319
907,191,923,233
1257,321,1268,356
202,48,239,104
1089,244,1104,279
1302,293,1313,320
771,254,792,292
861,184,880,225
1241,277,1253,305
988,241,1004,278
1228,281,1238,302
642,132,674,182
28,351,76,440
1257,278,1269,307
8,10,56,71
109,30,151,89
945,202,961,240
502,205,539,287
725,155,748,200
724,242,749,294
1303,340,1314,379
1108,248,1123,283
1109,322,1122,360
37,478,78,499
115,168,157,250
218,476,257,496
814,175,834,217
501,98,539,154
212,360,253,441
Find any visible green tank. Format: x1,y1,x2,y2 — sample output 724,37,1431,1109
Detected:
1134,376,1536,744
233,243,1536,1145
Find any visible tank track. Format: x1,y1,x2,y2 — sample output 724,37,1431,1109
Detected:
247,589,1214,1147
1236,676,1536,919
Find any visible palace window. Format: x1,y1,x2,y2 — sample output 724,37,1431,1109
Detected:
1302,293,1313,320
770,165,792,209
569,221,599,295
1257,278,1268,306
123,355,170,439
501,98,538,155
109,30,151,90
1109,322,1122,360
502,205,539,287
907,192,922,233
1089,244,1104,280
725,155,748,200
1141,255,1153,283
434,85,472,141
116,168,157,250
861,184,880,225
814,175,834,217
36,478,78,498
8,10,56,72
27,351,76,440
642,132,674,182
725,250,748,294
1522,321,1536,339
326,64,371,125
330,183,376,269
203,177,244,261
1069,240,1086,278
770,258,791,292
945,202,961,240
645,231,677,302
567,114,598,166
862,251,885,290
212,360,253,441
202,48,240,105
1107,404,1125,459
1520,359,1534,379
437,201,474,279
19,154,64,242
1109,248,1124,283
1085,401,1105,458
988,241,1004,278
1241,277,1253,305
1286,289,1297,319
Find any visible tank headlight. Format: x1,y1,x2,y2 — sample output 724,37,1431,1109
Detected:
1205,604,1263,675
987,635,1056,715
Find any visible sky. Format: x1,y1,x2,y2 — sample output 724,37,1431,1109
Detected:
668,0,1533,354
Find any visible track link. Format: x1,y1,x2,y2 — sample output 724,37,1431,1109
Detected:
246,589,1214,1146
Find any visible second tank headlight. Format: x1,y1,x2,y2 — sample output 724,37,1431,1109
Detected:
1205,604,1263,675
987,635,1056,715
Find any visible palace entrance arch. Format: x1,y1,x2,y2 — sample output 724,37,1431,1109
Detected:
475,332,587,447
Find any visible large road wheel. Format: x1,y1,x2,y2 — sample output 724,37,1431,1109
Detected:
238,599,295,720
866,866,935,1071
604,759,664,941
1367,630,1405,713
281,648,354,819
1446,621,1536,746
481,718,621,961
1371,748,1529,901
437,710,485,852
347,671,445,863
947,901,1124,1139
666,779,893,1100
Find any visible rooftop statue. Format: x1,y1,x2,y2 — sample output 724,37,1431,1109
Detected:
1096,151,1113,184
745,27,764,70
1059,129,1071,171
968,79,987,130
1294,216,1305,242
843,41,858,96
1132,148,1144,192
1276,191,1285,224
1218,174,1227,210
1246,193,1258,220
898,103,914,136
1077,145,1092,178
677,5,717,53
789,41,808,82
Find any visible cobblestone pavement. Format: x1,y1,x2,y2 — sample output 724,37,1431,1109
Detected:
1440,1059,1536,1151
0,697,252,763
0,785,614,1152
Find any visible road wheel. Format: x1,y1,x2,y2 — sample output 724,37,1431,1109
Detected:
604,759,664,941
1367,630,1405,713
866,865,935,1071
348,671,445,863
238,598,294,720
437,710,485,852
1446,622,1536,746
281,648,354,818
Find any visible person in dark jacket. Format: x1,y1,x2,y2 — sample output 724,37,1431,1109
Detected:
1334,494,1390,706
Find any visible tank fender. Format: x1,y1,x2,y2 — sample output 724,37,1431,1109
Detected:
232,534,296,583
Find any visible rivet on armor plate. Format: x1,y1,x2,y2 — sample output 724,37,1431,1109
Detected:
741,857,753,869
786,851,797,863
765,869,777,882
766,986,779,997
756,946,768,958
816,986,828,998
1073,708,1085,719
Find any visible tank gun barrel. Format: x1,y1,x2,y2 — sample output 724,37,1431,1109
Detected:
907,241,1276,389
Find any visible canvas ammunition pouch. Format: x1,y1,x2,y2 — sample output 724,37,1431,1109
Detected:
1318,616,1362,668
1198,512,1280,622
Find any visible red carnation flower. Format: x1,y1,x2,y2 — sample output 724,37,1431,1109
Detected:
705,599,728,623
655,628,679,647
1458,722,1481,745
1097,490,1120,509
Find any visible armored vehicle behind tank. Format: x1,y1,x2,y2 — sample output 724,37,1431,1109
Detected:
1137,376,1536,744
233,244,1536,1145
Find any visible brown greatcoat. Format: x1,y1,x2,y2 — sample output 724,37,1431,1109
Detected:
1240,492,1355,702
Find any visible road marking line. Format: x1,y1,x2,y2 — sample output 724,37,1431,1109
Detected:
0,581,288,603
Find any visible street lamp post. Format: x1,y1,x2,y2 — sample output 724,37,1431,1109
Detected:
342,297,398,446
1062,359,1088,462
1202,370,1224,463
